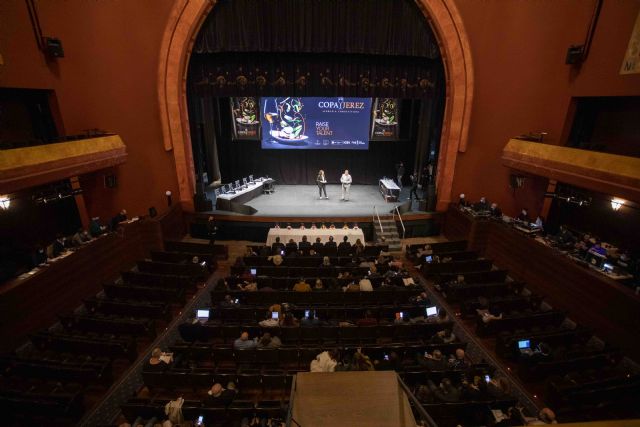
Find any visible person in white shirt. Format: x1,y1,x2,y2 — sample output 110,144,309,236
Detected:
340,169,352,201
359,276,373,292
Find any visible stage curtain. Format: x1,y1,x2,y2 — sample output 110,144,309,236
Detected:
194,0,440,59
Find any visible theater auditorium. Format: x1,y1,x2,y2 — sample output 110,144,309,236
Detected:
1,1,640,426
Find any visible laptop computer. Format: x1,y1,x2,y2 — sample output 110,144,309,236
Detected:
425,255,433,263
196,309,210,323
426,306,438,317
250,268,257,276
518,339,530,350
271,312,279,320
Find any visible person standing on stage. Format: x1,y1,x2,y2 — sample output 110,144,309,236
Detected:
340,169,352,201
409,172,420,201
317,169,328,199
396,161,405,187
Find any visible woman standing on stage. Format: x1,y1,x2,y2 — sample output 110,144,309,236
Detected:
317,169,328,199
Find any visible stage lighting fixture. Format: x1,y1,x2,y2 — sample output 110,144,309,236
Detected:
611,198,625,211
0,195,10,210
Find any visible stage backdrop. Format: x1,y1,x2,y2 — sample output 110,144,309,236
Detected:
186,0,445,186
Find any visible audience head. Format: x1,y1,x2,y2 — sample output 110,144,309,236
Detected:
315,278,323,289
328,349,339,361
224,294,233,303
480,197,486,203
260,333,273,346
151,347,162,359
329,236,334,242
210,383,223,396
192,256,200,264
289,239,295,244
343,236,348,242
208,216,214,222
322,256,330,266
120,209,127,216
455,348,465,360
432,349,442,360
239,331,250,341
275,237,280,243
302,235,307,242
539,408,557,424
316,237,321,243
344,169,349,175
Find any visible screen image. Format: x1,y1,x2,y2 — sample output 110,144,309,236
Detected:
230,97,260,140
371,98,399,140
197,309,209,319
260,97,372,150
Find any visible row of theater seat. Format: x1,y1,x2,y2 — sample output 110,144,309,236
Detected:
211,288,423,305
420,240,640,423
2,241,219,424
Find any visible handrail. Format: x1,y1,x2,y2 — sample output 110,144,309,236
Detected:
397,375,439,427
373,205,384,233
393,206,406,239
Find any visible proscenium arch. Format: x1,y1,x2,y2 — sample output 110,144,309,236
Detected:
158,0,473,211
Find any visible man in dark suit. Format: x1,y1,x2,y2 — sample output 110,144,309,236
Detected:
299,235,311,255
337,236,352,257
489,202,502,218
271,237,285,255
312,237,324,255
285,239,298,255
324,236,337,255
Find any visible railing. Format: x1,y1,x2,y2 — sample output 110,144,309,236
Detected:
392,206,406,239
286,375,300,427
373,205,384,233
397,375,439,427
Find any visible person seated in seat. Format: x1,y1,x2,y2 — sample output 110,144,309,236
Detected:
320,223,327,229
487,375,511,399
89,216,106,237
348,349,374,371
325,236,337,252
474,196,489,211
516,208,530,222
353,239,364,256
268,253,283,266
431,328,456,344
337,236,352,256
358,275,373,292
329,223,336,229
461,375,488,401
52,234,67,257
233,331,258,350
427,308,450,324
419,349,446,371
299,223,306,230
71,228,91,246
213,278,229,291
477,307,503,323
280,312,299,327
458,193,468,207
204,382,238,407
293,277,312,292
285,238,298,255
257,332,282,348
310,223,317,229
343,279,360,292
145,347,173,372
258,245,271,256
218,295,238,308
489,202,502,218
319,256,332,268
299,235,311,255
271,237,285,255
312,237,324,254
448,348,469,369
310,349,339,372
314,278,325,290
110,209,128,230
308,248,321,259
345,257,359,268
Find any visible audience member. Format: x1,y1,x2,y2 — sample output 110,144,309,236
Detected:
233,332,257,350
89,216,106,237
257,332,282,348
268,254,283,266
207,216,217,245
52,234,67,257
110,209,128,230
312,237,324,254
204,382,238,407
325,236,337,251
285,238,298,255
299,235,311,255
449,348,468,369
71,228,91,246
516,208,529,223
420,349,446,371
358,275,373,292
427,378,461,403
271,237,285,255
310,349,339,372
314,278,324,290
489,202,502,218
353,238,364,256
293,278,312,292
145,347,173,372
338,236,352,256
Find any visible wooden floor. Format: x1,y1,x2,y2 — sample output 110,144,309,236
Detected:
292,371,416,427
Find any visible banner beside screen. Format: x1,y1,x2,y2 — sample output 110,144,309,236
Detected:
259,97,372,150
230,97,260,140
370,98,399,140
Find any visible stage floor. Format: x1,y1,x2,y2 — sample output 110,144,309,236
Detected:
207,184,426,217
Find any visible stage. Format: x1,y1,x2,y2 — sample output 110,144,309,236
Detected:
206,184,428,217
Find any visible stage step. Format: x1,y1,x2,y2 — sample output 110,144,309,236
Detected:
374,216,402,251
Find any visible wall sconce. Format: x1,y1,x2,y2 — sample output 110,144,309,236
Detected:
0,195,10,210
165,190,172,206
611,198,625,211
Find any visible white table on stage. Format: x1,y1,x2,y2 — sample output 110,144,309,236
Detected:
379,178,400,202
266,228,365,246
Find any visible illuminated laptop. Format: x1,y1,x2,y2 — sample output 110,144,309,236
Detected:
426,306,438,317
518,339,530,350
250,268,257,276
271,312,279,320
197,309,210,323
425,255,433,263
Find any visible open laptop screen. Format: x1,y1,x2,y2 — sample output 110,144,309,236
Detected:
426,306,437,317
518,339,530,349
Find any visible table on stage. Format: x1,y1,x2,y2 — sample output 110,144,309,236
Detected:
215,178,271,211
379,178,400,202
266,227,365,246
